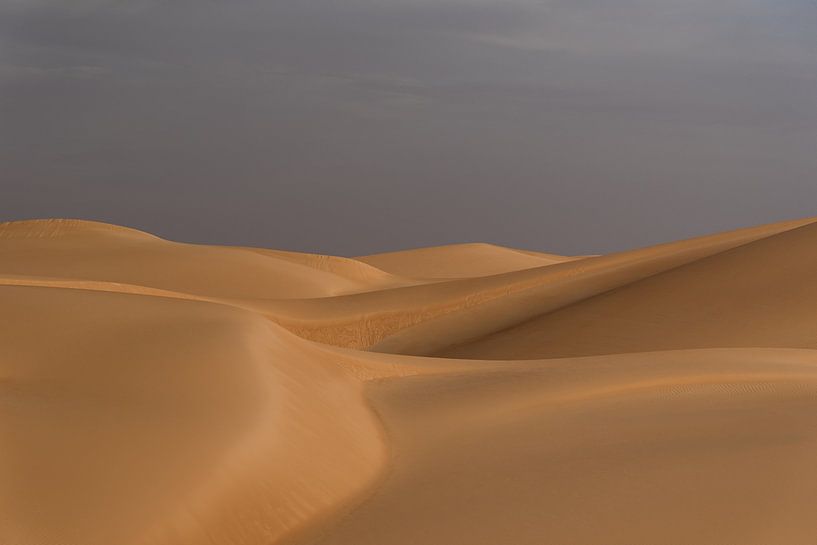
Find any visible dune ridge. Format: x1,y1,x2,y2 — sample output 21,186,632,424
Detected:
263,216,815,352
0,218,159,240
356,242,582,279
4,217,817,545
437,218,817,359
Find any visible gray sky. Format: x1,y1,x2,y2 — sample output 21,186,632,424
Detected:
2,0,817,255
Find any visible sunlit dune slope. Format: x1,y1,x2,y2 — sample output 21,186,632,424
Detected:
304,348,817,545
245,247,418,288
5,216,817,545
439,219,817,359
0,219,410,299
356,242,581,279
272,216,810,353
0,284,391,545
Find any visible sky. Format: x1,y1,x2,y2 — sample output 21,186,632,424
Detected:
2,0,817,255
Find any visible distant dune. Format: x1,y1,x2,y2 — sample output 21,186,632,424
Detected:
3,217,817,544
356,242,582,279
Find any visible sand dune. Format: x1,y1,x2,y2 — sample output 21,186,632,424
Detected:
260,216,813,352
303,349,817,545
356,242,581,279
438,219,817,359
0,219,409,300
3,217,817,544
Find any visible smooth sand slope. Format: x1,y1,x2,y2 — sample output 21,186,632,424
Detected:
3,217,817,545
356,242,582,279
438,219,817,359
263,216,813,353
0,219,413,300
305,349,817,545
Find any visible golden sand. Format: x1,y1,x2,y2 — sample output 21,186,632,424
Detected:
3,217,817,544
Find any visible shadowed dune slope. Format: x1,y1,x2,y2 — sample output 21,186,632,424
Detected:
2,218,811,353
439,219,817,359
0,284,392,545
5,217,817,545
357,217,815,355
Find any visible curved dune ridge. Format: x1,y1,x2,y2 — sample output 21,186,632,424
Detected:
3,217,817,544
355,242,584,279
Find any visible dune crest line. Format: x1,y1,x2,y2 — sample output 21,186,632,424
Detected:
4,217,817,544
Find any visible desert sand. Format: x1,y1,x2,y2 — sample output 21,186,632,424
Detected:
3,217,817,544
